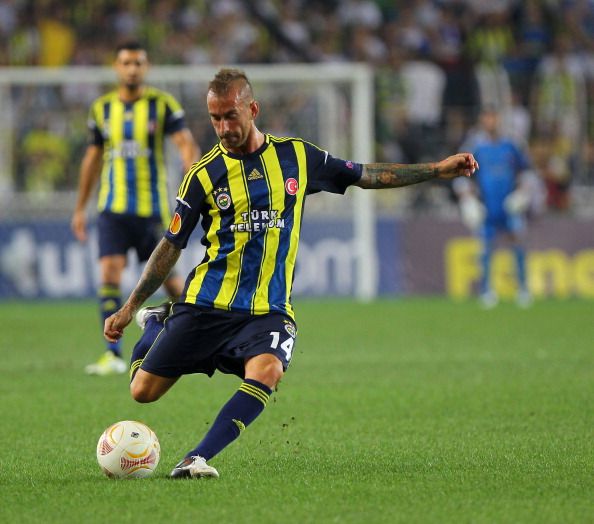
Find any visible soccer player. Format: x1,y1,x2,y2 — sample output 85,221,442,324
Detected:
71,41,200,375
104,68,478,478
455,106,538,308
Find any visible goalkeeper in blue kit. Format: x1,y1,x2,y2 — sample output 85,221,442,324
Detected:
104,68,479,479
455,106,541,308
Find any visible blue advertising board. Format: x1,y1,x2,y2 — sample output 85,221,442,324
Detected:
0,218,402,299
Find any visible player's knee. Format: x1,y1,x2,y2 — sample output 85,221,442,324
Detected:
263,363,284,388
246,355,284,389
130,370,177,403
130,380,160,403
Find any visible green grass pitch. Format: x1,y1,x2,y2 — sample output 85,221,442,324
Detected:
1,298,592,523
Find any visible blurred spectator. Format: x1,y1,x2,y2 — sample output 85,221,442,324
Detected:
531,133,573,211
338,0,383,29
0,0,17,39
433,4,480,150
310,12,345,62
346,24,387,62
466,11,515,67
563,0,594,53
399,50,446,162
0,0,593,198
21,129,69,192
111,0,142,39
502,88,532,144
395,5,432,56
375,47,408,162
37,4,76,67
466,11,515,110
8,9,39,66
533,32,586,147
507,0,552,100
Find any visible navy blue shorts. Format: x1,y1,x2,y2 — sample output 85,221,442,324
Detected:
140,304,298,378
98,211,164,262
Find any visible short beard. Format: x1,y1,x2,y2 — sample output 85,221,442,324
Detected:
125,80,141,91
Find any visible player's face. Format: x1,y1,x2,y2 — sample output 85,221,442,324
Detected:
114,49,148,90
480,111,500,135
207,86,258,153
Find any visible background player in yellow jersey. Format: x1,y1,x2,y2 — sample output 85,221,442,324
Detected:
104,69,478,478
71,41,200,376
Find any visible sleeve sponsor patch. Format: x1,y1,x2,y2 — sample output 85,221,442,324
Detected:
169,212,182,235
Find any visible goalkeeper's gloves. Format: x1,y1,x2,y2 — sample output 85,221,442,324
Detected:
503,189,530,215
459,195,485,231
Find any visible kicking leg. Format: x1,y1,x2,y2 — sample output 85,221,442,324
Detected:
170,354,283,479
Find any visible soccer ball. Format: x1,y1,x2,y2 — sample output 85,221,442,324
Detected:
96,420,160,479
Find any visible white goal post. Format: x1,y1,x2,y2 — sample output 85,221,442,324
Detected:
0,63,377,300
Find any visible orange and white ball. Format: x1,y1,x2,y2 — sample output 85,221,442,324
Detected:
96,420,160,479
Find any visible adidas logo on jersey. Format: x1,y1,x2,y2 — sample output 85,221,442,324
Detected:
247,168,264,181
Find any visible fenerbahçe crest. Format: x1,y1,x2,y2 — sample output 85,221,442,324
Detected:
214,187,232,210
283,320,297,338
168,212,182,235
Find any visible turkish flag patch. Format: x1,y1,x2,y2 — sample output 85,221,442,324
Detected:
285,178,298,195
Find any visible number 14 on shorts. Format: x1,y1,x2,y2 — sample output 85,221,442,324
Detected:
269,331,294,360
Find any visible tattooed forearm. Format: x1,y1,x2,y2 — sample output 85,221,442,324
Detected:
357,163,440,189
126,238,181,311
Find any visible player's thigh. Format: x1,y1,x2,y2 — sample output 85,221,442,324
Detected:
232,314,297,372
130,369,179,403
98,211,131,259
140,304,220,377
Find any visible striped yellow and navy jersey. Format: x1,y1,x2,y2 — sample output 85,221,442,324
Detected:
88,86,187,221
165,134,362,319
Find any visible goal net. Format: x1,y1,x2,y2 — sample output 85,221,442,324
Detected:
0,64,376,300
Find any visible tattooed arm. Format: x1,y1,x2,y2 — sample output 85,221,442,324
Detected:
356,153,478,189
104,238,181,342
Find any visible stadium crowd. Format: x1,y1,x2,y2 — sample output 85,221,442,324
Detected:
2,0,594,211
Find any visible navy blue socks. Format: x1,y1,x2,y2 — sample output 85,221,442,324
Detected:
99,284,122,356
188,378,273,461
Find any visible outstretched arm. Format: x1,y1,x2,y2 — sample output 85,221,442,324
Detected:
355,153,478,189
104,238,181,342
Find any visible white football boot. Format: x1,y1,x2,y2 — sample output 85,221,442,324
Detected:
134,302,172,330
170,456,219,479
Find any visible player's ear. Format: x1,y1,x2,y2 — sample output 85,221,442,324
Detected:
250,100,259,119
